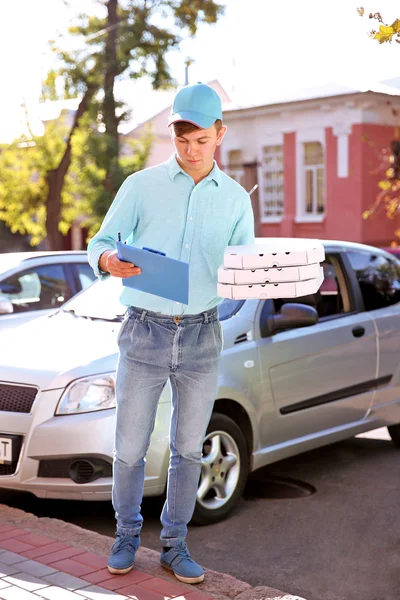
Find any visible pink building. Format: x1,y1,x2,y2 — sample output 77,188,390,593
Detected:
220,83,400,247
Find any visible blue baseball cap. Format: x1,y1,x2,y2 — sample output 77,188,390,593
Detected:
168,82,223,129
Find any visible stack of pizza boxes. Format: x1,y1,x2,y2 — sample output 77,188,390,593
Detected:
218,238,325,300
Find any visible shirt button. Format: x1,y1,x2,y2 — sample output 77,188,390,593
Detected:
185,244,189,249
189,216,193,221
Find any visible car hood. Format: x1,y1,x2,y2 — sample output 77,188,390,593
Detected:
0,311,121,390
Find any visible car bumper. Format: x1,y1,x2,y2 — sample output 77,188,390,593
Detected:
0,388,170,500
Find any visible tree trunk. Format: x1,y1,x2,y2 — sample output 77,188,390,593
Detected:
103,0,120,194
45,86,94,250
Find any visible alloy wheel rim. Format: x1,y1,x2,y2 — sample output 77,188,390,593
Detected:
197,429,240,510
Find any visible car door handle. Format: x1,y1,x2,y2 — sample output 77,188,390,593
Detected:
352,326,365,338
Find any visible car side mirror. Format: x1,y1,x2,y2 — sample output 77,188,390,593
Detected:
0,295,13,315
267,303,318,335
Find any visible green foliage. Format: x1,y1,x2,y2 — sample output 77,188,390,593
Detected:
0,0,224,247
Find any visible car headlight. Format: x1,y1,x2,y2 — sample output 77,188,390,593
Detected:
55,374,116,415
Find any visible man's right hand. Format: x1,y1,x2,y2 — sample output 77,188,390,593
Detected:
99,250,142,278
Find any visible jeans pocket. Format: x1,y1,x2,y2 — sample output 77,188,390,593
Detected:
116,316,129,346
117,316,138,347
213,319,224,353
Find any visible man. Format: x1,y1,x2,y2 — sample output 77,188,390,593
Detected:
87,82,254,584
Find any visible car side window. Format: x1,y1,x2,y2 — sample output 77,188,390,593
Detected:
347,250,400,311
75,263,96,291
273,256,349,320
0,264,71,314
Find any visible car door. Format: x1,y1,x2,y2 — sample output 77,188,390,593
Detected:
346,249,400,410
256,250,378,448
0,263,72,328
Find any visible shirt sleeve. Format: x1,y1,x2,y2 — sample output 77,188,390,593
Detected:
228,194,255,247
87,175,139,279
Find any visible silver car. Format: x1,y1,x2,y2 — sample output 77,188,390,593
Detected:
0,251,96,331
0,240,399,525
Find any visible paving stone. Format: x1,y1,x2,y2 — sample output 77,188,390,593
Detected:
81,569,113,585
0,586,42,600
115,583,166,600
0,527,16,535
3,572,49,592
0,582,11,590
139,576,189,597
99,569,152,591
36,586,90,600
71,553,108,571
0,551,29,565
0,540,35,554
15,560,58,578
0,561,21,577
39,548,85,565
47,559,96,578
0,528,28,541
74,584,129,599
13,535,55,548
21,543,70,560
42,571,91,591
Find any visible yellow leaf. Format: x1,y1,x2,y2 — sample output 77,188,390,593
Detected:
357,7,364,16
374,24,395,43
391,18,400,32
379,180,391,190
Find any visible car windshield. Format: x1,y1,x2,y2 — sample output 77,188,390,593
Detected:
61,276,244,321
61,276,126,321
0,253,30,276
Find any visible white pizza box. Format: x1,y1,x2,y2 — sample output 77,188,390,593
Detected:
217,268,324,300
218,262,322,285
224,238,325,269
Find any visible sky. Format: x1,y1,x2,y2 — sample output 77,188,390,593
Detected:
0,0,400,142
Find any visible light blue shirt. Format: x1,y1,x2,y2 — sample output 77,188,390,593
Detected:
87,154,255,315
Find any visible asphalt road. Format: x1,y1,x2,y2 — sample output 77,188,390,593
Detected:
0,427,399,600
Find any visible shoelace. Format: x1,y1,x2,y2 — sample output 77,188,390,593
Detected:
112,536,137,555
170,542,195,566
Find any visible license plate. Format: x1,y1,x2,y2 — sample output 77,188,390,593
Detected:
0,437,12,464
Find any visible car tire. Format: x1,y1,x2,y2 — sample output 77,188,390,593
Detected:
191,412,249,526
387,424,400,447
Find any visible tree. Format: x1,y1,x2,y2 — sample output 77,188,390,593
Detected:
0,0,224,249
57,0,224,220
358,8,400,240
0,102,151,247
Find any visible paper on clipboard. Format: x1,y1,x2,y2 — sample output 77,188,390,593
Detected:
117,241,189,304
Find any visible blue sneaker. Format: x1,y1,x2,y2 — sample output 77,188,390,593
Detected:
160,541,204,584
107,534,140,575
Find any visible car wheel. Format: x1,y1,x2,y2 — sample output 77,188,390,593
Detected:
191,413,249,526
388,424,400,447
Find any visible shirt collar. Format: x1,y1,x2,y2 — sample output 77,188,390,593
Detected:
166,154,220,186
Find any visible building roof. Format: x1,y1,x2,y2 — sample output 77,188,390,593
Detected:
223,80,400,113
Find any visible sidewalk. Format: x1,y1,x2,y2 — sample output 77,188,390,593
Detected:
0,523,213,600
0,506,307,600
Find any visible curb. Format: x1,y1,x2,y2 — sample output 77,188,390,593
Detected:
0,503,306,600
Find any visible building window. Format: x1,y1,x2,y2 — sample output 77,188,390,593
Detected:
304,142,325,215
261,145,284,220
226,149,244,186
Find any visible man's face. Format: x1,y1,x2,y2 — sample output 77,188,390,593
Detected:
170,123,227,175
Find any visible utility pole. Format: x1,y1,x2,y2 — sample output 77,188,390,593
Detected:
184,57,194,86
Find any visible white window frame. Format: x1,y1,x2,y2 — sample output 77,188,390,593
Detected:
295,129,326,223
258,134,284,224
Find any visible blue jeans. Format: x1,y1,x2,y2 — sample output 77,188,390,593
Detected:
113,305,222,547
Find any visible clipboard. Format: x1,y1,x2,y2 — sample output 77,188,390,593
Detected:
117,241,189,304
